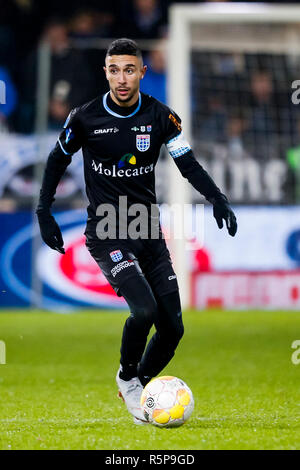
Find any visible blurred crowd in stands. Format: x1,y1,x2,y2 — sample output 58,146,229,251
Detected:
193,53,300,160
1,0,300,206
0,0,189,133
1,0,298,137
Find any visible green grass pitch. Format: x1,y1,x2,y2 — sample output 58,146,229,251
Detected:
0,309,299,450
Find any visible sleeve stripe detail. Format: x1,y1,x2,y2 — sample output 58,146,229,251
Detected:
169,147,191,159
167,132,183,145
58,137,72,155
166,132,192,159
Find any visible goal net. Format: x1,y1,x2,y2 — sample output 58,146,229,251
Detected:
167,3,300,307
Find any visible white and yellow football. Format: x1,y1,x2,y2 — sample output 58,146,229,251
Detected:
140,376,194,427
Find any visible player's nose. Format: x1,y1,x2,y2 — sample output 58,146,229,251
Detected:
118,71,127,84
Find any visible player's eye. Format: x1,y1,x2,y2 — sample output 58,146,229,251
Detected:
126,69,134,74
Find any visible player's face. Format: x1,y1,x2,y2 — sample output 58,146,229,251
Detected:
104,55,147,106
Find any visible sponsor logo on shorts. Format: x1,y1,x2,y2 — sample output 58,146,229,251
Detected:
110,250,123,262
111,260,135,277
168,275,177,280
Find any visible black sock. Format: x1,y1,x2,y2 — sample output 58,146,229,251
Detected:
138,372,152,387
119,363,138,381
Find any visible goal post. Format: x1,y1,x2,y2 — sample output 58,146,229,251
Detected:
167,8,191,310
167,3,300,309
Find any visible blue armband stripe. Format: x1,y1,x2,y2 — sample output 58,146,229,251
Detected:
58,137,72,156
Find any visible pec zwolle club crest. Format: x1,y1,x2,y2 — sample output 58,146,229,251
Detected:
110,250,123,262
136,134,150,152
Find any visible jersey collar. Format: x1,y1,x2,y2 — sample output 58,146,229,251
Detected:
103,92,141,118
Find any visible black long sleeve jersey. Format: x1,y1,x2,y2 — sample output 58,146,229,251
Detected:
37,92,225,239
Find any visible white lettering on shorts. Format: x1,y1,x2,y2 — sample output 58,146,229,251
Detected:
111,260,135,278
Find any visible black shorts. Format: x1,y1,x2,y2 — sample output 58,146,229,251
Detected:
85,236,179,298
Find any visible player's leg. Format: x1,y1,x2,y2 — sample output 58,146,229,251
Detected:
85,239,158,378
117,274,158,380
138,289,184,386
115,274,159,424
85,238,157,422
136,239,184,386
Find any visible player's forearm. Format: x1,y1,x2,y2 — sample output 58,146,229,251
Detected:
174,150,226,203
36,143,72,214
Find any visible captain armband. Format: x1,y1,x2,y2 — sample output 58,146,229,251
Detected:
166,132,192,159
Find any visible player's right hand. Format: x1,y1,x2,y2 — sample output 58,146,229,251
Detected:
36,211,65,254
212,196,238,237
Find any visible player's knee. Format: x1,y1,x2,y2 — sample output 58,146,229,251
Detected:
159,312,184,349
131,297,158,327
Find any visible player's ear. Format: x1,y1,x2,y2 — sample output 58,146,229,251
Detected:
141,65,147,79
103,66,108,79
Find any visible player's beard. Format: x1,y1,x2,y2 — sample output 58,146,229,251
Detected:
112,85,139,106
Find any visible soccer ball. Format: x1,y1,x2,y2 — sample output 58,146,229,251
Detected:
140,376,194,427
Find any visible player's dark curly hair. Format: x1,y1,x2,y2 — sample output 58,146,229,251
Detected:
106,38,143,60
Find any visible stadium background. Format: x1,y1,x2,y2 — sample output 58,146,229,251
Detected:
1,0,300,310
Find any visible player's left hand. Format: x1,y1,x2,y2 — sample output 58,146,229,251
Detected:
213,198,237,237
36,210,66,253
